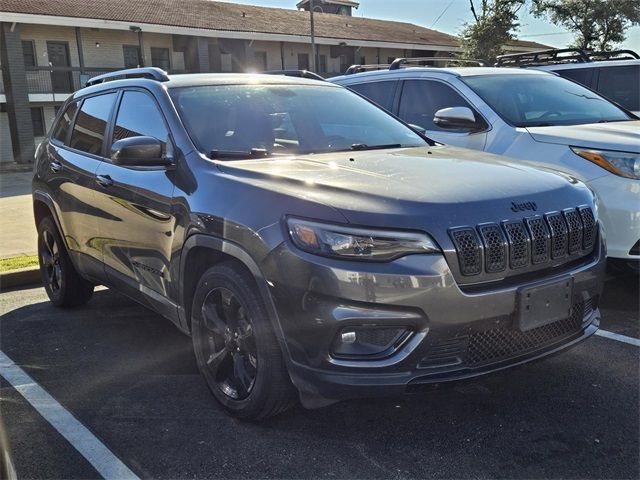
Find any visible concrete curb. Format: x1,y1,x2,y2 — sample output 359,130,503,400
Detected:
0,267,41,291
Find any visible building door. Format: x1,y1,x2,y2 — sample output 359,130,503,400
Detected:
47,41,72,92
123,45,141,69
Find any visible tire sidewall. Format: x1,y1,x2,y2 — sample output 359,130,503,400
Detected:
37,217,65,305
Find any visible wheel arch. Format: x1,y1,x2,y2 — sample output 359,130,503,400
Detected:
33,191,68,250
178,234,293,361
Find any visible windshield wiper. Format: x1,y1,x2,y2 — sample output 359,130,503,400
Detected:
350,143,402,151
208,148,269,160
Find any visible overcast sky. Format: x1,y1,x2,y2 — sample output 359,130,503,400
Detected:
217,0,640,50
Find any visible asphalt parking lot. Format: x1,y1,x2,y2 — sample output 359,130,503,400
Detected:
1,272,638,479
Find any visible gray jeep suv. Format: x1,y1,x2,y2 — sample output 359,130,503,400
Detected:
33,68,605,419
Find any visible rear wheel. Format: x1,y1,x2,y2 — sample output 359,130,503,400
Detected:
37,216,93,307
191,262,296,419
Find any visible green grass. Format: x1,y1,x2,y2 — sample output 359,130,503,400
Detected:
0,255,39,272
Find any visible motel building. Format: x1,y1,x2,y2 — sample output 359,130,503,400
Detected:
0,0,546,164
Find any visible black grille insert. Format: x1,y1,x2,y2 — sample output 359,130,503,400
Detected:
545,212,569,259
503,221,530,269
564,209,584,254
478,224,507,273
525,216,551,264
450,228,482,276
579,206,596,251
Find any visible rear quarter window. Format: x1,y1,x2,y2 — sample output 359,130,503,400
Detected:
596,65,640,111
557,68,595,88
52,101,79,144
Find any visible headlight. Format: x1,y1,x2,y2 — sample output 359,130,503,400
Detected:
571,147,640,179
287,217,440,261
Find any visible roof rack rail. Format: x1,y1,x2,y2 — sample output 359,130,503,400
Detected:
588,49,639,61
495,48,591,67
264,69,325,81
390,57,486,70
345,64,391,75
86,67,170,87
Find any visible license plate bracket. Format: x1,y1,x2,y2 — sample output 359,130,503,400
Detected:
517,277,573,332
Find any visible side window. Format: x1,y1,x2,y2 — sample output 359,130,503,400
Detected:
69,92,117,155
348,81,398,112
112,91,168,150
398,80,477,131
597,65,640,112
557,68,594,88
52,101,78,143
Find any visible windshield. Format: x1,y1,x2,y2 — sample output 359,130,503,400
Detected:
462,74,632,127
170,84,426,158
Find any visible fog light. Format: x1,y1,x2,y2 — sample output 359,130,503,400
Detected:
341,331,356,343
333,326,410,359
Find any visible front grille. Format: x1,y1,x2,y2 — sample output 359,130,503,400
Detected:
466,302,584,365
450,206,596,277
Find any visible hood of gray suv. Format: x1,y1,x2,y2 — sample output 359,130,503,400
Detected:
217,145,594,230
526,120,640,153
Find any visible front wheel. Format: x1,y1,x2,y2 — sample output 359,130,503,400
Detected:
37,216,93,307
191,262,297,419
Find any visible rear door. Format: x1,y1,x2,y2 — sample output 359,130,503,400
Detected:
94,89,177,299
397,79,488,150
46,92,118,280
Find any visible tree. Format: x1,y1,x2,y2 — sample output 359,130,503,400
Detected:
459,0,526,64
532,0,640,51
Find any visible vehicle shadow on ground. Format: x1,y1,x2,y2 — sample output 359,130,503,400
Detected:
1,285,638,479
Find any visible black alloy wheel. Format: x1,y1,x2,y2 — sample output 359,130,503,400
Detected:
191,263,296,419
37,216,93,307
199,287,258,400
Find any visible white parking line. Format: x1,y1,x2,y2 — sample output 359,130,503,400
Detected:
0,351,139,480
595,330,640,347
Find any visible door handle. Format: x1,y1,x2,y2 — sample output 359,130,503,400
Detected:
49,161,63,173
96,174,114,188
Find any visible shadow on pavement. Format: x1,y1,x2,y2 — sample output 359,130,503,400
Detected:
1,287,638,479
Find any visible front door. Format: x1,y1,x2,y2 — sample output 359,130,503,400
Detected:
94,89,176,298
47,41,73,93
397,79,488,151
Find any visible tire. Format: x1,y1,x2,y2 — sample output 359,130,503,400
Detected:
37,216,93,308
191,262,297,420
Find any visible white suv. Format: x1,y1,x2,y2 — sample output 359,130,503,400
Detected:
331,65,640,267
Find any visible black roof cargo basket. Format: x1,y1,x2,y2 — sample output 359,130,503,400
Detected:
86,67,170,87
496,48,639,67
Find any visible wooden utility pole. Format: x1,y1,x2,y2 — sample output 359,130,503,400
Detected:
310,0,317,71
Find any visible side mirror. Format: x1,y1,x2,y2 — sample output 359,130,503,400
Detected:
433,107,483,131
110,136,171,167
408,123,427,135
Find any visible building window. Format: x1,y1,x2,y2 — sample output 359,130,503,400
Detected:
298,53,309,70
360,56,366,65
319,54,327,73
31,107,45,136
151,47,170,71
254,51,267,72
123,45,141,69
22,41,36,67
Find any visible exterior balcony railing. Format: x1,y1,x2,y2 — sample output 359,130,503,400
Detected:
25,66,118,95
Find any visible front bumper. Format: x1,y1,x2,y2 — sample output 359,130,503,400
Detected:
263,239,606,404
589,174,640,260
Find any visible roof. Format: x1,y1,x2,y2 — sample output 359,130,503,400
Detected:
297,0,360,8
1,0,459,48
505,39,552,50
332,66,551,83
78,72,335,97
